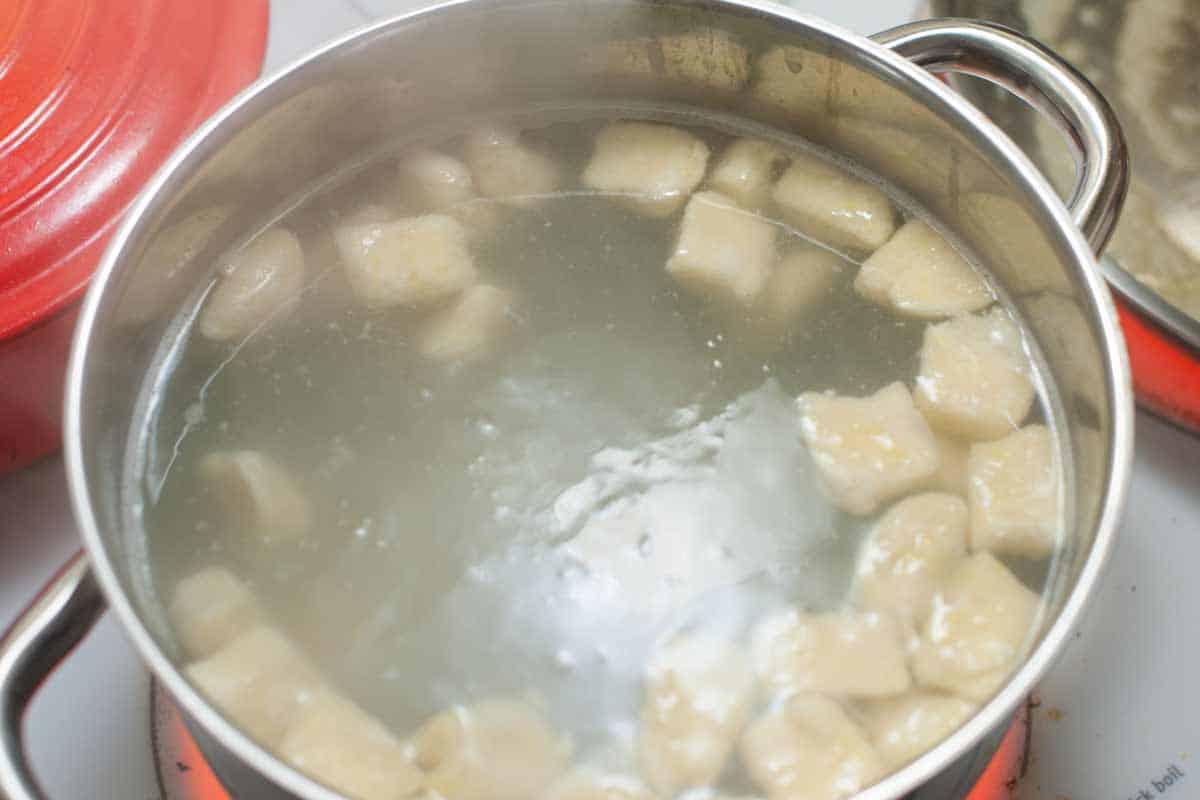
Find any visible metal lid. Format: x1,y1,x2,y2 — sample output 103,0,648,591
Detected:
0,0,268,341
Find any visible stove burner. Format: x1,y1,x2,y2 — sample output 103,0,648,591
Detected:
151,683,1031,799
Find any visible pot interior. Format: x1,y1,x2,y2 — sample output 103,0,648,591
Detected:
69,2,1125,798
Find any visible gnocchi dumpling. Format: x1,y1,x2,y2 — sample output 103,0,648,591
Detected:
740,693,885,800
638,636,756,796
280,693,424,800
335,214,478,310
853,220,993,319
751,610,911,698
855,691,975,771
967,425,1061,560
666,192,777,308
737,246,843,344
853,493,968,626
199,450,312,543
412,699,570,800
582,122,710,218
185,626,324,747
910,553,1040,701
797,382,941,516
168,567,264,659
914,308,1036,442
546,770,657,800
708,139,790,210
417,284,522,364
925,433,970,497
396,148,500,234
199,227,306,342
772,152,896,255
462,126,561,208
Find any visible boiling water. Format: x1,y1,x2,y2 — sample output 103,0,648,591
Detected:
143,113,1057,773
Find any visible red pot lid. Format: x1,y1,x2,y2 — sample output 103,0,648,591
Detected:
0,0,269,341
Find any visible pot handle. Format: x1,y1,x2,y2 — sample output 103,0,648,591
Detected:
0,553,106,800
871,18,1128,255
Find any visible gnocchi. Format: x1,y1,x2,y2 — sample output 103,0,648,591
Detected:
853,220,993,319
638,636,756,796
852,492,969,626
737,245,843,343
967,425,1061,560
199,227,306,342
911,553,1040,701
914,308,1036,442
335,214,478,310
199,450,312,543
772,152,896,255
417,283,522,364
168,567,264,659
582,122,710,218
740,693,885,800
751,610,911,698
708,139,790,210
856,691,975,771
666,192,777,308
462,126,561,208
396,148,500,234
798,382,941,516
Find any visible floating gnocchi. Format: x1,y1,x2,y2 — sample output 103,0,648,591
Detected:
740,693,885,800
396,148,500,234
967,425,1061,560
582,122,710,218
168,567,264,659
751,609,911,698
737,245,844,344
335,214,478,310
462,126,561,208
185,626,324,747
798,382,941,516
708,139,790,210
412,699,570,800
199,450,312,543
914,308,1036,442
854,220,993,319
638,636,756,796
772,152,896,255
666,191,777,308
911,553,1040,701
417,283,522,364
280,693,424,800
856,691,975,771
199,227,306,343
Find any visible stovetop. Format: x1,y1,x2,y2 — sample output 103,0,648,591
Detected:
1,2,1197,799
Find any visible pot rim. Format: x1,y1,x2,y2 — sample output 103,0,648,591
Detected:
63,2,1135,798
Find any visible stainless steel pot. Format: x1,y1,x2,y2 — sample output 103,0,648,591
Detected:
1,3,1133,799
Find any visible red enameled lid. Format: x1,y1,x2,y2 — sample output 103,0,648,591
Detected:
0,0,269,341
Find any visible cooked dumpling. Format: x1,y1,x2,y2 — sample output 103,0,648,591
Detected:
798,382,941,516
772,152,896,254
169,567,264,659
708,139,790,210
666,191,777,308
854,220,993,319
967,425,1061,560
853,493,969,626
280,693,424,800
914,308,1036,441
752,610,911,698
199,450,312,543
638,636,756,796
740,693,885,800
856,691,975,771
582,122,710,218
462,125,561,208
335,214,478,310
413,699,570,800
199,227,306,342
396,148,500,234
417,284,522,364
185,626,324,747
737,245,843,344
911,553,1040,701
